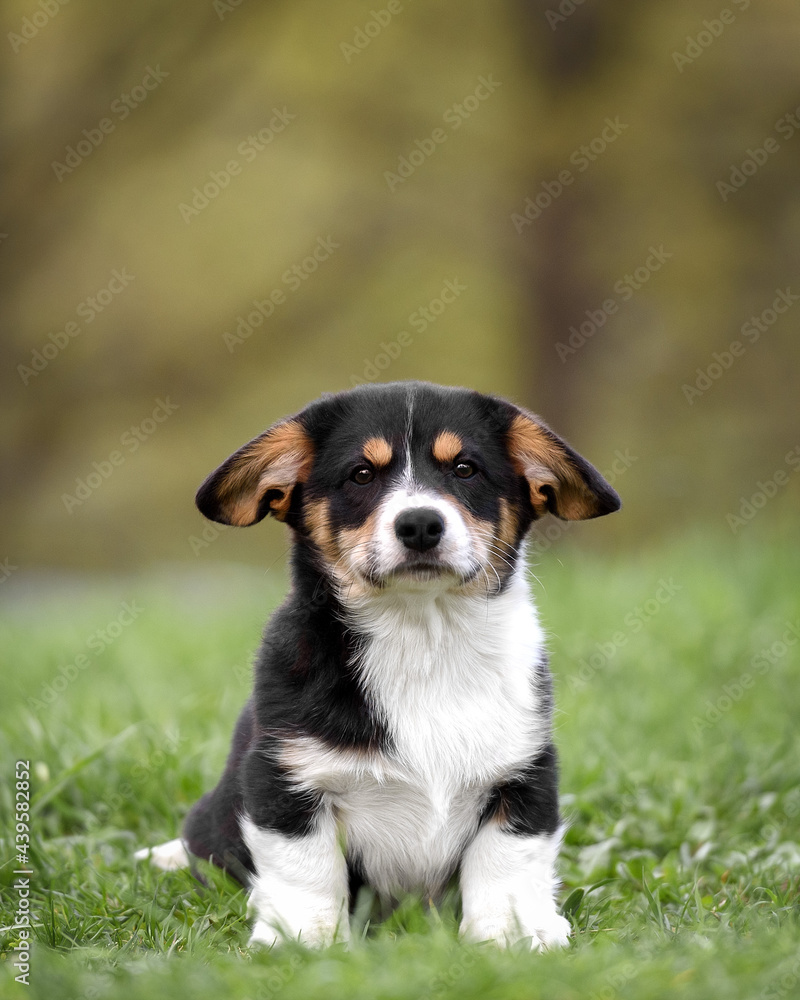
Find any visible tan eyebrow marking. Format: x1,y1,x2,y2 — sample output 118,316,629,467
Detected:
432,430,463,464
362,436,393,468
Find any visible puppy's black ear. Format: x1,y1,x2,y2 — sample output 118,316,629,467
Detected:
506,408,621,520
196,418,313,526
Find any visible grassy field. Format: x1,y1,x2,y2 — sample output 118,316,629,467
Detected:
2,528,799,1000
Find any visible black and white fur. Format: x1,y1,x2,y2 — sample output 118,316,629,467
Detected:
135,381,620,949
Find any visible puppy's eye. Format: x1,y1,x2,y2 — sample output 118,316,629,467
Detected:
351,466,374,485
454,461,477,479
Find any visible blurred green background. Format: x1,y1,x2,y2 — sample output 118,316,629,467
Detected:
2,7,800,995
3,0,799,571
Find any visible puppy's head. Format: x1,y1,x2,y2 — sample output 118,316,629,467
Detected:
196,382,620,598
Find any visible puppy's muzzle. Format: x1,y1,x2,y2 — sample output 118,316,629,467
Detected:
394,508,445,553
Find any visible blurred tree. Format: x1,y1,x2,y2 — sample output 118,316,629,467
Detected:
512,0,643,437
1,0,798,569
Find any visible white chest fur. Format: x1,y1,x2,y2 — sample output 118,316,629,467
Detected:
284,572,549,895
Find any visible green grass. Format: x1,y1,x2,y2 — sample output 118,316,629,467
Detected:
2,531,799,999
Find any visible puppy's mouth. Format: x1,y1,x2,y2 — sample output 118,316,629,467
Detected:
369,556,481,589
391,559,445,578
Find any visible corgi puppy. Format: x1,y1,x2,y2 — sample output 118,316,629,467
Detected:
136,381,620,949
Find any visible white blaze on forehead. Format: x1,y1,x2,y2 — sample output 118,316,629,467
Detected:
402,386,416,485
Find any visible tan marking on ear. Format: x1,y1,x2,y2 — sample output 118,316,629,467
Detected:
220,420,313,525
362,436,393,469
432,430,463,464
507,413,596,520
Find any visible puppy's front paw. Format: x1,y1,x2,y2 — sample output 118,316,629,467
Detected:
247,917,346,950
528,910,571,951
248,920,281,950
461,906,571,950
246,892,350,950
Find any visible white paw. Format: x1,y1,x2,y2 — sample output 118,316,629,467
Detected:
246,890,348,949
462,908,571,950
134,838,190,871
528,911,571,951
247,916,347,950
248,920,281,949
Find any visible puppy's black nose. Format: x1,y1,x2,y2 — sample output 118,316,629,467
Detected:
394,508,445,552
